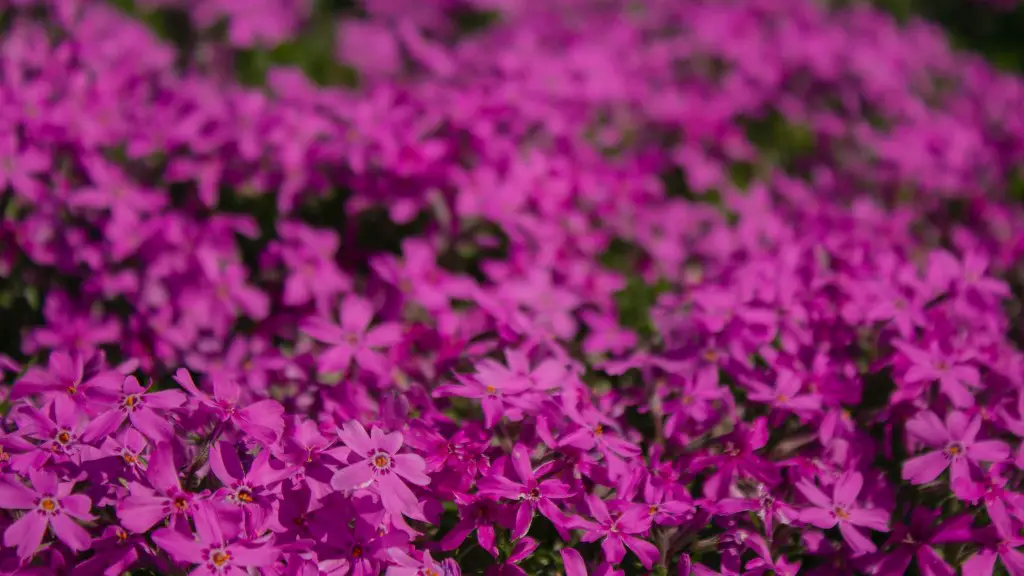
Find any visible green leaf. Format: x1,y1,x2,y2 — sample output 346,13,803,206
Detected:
614,276,672,339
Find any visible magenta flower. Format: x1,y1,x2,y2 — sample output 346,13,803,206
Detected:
309,498,408,576
873,509,970,576
174,369,284,445
573,495,660,569
895,340,981,408
485,537,538,576
386,549,461,576
10,400,90,471
12,351,120,413
0,469,94,560
275,220,351,308
961,500,1024,576
0,130,48,200
434,354,544,429
477,444,573,540
745,534,802,576
901,410,1009,488
691,418,777,500
273,418,349,498
209,440,293,535
746,369,821,416
301,294,404,375
501,269,581,340
796,471,890,554
196,248,270,321
117,442,201,533
440,493,509,557
74,525,146,576
331,421,430,522
372,238,473,310
92,428,150,481
152,505,281,575
83,375,187,442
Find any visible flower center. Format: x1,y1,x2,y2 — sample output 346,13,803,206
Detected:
66,385,78,395
776,394,789,403
235,488,254,504
945,444,963,458
594,424,604,436
173,497,189,511
123,394,140,409
116,529,128,543
649,504,659,515
834,506,850,520
210,549,231,567
39,498,57,513
485,385,497,395
371,451,392,472
56,430,71,445
703,349,718,362
352,545,363,558
682,395,694,405
123,452,137,465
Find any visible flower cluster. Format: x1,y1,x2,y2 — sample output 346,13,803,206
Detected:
1,0,1024,575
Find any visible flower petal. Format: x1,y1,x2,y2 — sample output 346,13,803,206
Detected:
393,453,431,486
833,471,864,507
331,461,373,491
838,522,876,555
50,513,91,552
0,478,37,509
901,451,948,485
152,527,204,564
561,548,587,576
3,509,47,560
338,421,374,456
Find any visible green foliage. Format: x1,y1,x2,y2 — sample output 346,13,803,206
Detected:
613,275,672,340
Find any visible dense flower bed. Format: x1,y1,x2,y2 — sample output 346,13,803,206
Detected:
1,0,1024,574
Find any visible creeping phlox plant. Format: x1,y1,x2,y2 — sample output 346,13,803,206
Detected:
1,0,1024,574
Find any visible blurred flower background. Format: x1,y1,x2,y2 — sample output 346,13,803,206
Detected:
2,0,1024,574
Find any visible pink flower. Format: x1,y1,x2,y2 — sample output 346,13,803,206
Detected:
301,294,404,375
796,471,890,554
477,444,573,540
152,505,281,575
961,499,1024,576
209,440,293,536
11,350,120,414
331,421,430,522
895,340,981,408
901,410,1010,490
746,369,821,416
83,375,187,442
573,495,660,569
0,469,94,560
116,442,201,533
173,369,284,445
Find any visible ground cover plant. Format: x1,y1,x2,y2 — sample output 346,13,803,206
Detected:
1,0,1024,574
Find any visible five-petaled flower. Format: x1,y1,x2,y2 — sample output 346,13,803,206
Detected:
332,421,431,521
